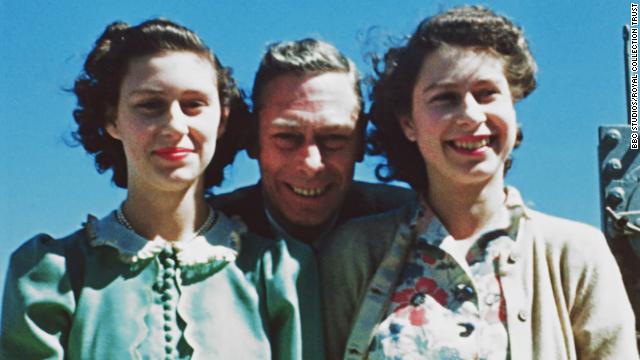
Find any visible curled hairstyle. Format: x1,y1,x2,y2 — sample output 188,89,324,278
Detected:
369,6,536,191
248,38,365,159
72,18,248,188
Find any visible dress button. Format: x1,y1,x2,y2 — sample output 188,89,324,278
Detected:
161,293,173,301
161,247,173,256
164,345,173,354
164,323,172,331
165,333,173,342
484,293,500,306
517,310,527,322
163,312,171,321
348,348,360,355
164,268,176,279
163,257,176,268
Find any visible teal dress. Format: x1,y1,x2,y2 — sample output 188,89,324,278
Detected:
1,210,305,359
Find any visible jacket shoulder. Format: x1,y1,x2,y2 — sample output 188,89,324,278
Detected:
322,204,414,263
339,181,416,222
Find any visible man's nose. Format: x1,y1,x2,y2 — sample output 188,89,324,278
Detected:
299,143,325,176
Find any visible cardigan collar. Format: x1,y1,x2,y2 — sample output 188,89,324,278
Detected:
413,186,529,248
83,209,243,266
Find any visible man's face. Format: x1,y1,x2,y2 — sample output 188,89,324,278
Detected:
257,72,361,230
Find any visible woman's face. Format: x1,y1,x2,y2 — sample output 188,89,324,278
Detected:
106,51,224,192
400,46,517,188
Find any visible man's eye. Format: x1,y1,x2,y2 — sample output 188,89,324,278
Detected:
273,133,303,150
320,135,349,150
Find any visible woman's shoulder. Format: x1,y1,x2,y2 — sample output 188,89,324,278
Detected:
10,228,89,270
525,209,610,261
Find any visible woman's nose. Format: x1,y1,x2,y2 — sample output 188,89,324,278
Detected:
457,92,487,126
163,102,189,135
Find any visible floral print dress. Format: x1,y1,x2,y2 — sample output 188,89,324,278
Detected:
369,204,523,359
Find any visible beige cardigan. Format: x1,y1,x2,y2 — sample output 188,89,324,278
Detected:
319,190,638,359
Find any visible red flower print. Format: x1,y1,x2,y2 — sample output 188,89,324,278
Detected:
391,277,449,326
421,254,436,265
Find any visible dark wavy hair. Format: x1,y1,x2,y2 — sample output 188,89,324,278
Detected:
247,38,365,159
369,5,536,191
72,18,249,188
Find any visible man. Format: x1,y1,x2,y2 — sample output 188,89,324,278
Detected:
213,38,414,244
211,39,415,358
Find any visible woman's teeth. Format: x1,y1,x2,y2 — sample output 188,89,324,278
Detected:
291,185,327,197
452,138,490,150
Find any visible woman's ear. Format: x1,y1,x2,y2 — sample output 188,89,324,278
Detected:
217,107,229,138
399,115,417,142
104,107,121,140
105,121,121,140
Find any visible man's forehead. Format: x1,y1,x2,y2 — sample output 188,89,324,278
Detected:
269,115,357,130
260,72,358,110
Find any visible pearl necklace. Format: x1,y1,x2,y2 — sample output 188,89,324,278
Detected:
116,204,216,239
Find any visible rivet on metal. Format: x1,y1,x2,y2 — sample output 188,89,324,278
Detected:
603,129,622,146
606,187,626,207
605,158,623,177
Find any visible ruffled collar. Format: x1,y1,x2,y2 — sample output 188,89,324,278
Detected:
83,209,243,267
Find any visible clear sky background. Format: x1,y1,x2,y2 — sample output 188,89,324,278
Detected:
0,1,631,283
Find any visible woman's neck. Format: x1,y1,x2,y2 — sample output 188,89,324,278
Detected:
122,181,209,242
425,172,508,240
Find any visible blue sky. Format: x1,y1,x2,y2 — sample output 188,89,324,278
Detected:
0,1,631,279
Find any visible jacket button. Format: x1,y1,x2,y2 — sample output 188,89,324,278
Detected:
507,253,519,264
517,310,527,322
348,348,360,355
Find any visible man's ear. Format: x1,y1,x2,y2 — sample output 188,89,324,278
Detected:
246,112,259,159
399,115,417,142
355,118,366,163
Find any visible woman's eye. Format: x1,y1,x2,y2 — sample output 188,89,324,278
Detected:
135,99,165,114
181,100,208,115
273,133,303,150
430,92,459,105
474,88,499,103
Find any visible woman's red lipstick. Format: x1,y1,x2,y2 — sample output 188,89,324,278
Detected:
153,147,193,161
